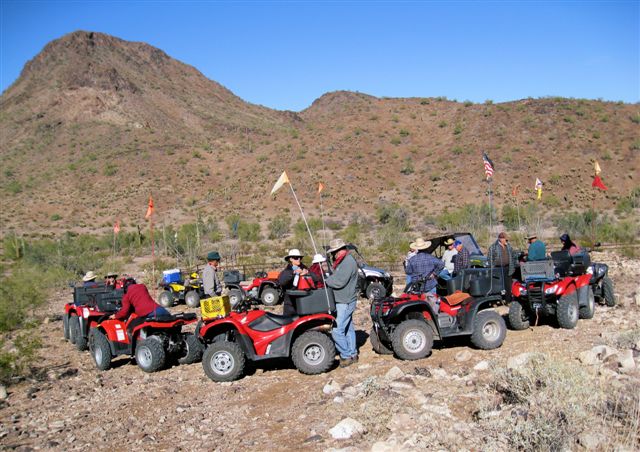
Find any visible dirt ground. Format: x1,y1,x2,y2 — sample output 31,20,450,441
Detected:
1,251,638,451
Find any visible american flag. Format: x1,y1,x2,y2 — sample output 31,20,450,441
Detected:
482,152,495,180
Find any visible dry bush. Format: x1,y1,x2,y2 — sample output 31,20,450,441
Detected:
476,354,639,450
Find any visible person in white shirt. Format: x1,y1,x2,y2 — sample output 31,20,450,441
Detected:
439,238,458,280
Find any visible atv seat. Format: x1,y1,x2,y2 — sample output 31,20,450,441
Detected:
249,312,299,332
442,291,472,306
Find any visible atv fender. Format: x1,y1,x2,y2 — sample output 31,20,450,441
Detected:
391,301,441,341
577,284,591,307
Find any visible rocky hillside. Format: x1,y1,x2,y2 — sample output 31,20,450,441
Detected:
1,31,638,237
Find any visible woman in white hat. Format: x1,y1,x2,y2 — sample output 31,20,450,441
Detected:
308,253,328,288
277,249,318,316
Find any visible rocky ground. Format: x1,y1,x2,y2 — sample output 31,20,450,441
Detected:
1,251,639,451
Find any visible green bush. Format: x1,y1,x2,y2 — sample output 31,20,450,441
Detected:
268,215,291,239
376,202,409,231
238,222,261,242
400,157,414,175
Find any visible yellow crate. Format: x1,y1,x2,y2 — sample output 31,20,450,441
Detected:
200,295,231,319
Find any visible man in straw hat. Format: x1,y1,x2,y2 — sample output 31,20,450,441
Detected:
325,238,359,367
405,238,444,293
82,271,98,287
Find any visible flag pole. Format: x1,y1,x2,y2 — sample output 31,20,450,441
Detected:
288,183,318,255
487,178,493,241
319,188,327,252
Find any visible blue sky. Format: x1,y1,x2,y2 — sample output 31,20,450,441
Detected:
1,1,638,111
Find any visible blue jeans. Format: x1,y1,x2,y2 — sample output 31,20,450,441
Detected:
332,301,357,359
438,269,452,281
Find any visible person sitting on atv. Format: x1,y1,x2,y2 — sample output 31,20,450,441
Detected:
525,234,547,261
405,238,444,294
278,248,319,316
560,233,581,256
82,271,98,287
113,280,171,331
309,254,328,289
202,251,223,298
105,273,118,289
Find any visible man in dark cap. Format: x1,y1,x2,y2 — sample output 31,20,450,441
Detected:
487,232,517,302
203,251,223,298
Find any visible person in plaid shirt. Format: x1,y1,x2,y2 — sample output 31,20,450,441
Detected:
453,240,470,275
405,238,444,293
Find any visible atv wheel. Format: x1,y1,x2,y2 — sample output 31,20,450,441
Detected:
579,289,595,320
178,333,204,365
135,337,166,373
603,276,616,307
89,329,112,371
557,292,579,329
202,341,245,382
292,331,335,375
366,282,386,300
261,287,279,306
392,319,433,360
185,290,201,308
228,289,244,308
70,315,88,350
68,314,78,344
471,310,506,350
370,328,393,355
63,313,70,341
508,301,530,330
158,291,174,308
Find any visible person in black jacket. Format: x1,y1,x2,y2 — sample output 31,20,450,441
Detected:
277,248,318,316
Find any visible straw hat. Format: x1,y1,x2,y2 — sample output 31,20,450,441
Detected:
284,249,304,261
327,238,347,254
82,271,97,282
409,238,431,250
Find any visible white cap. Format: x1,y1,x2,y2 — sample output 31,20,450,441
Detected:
312,253,327,264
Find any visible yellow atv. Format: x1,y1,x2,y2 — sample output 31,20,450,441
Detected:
158,270,204,308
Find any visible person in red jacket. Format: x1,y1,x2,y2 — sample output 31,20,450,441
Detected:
114,282,170,322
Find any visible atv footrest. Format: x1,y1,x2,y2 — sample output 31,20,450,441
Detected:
171,312,197,321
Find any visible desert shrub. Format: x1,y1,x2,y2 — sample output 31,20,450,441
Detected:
435,203,494,238
268,215,291,239
225,214,241,239
400,157,414,175
0,331,42,384
552,211,639,244
375,223,409,260
478,354,600,450
376,202,409,231
238,222,261,242
615,186,640,215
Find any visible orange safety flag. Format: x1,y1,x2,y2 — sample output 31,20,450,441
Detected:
535,178,543,200
512,185,519,197
594,160,602,176
113,220,121,235
318,182,325,194
145,196,154,219
592,175,608,190
270,171,290,196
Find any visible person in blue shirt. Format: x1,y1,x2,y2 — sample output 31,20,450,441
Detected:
405,238,444,293
526,234,547,261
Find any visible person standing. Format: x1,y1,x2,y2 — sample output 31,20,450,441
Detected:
525,234,547,261
403,244,418,285
278,248,314,315
439,238,458,280
405,238,444,293
452,240,470,275
325,238,359,367
308,254,328,289
202,251,223,298
487,232,517,302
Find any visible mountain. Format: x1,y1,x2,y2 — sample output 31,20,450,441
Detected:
1,31,638,237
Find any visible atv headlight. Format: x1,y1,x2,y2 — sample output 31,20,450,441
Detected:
384,272,391,278
545,286,558,294
587,267,594,275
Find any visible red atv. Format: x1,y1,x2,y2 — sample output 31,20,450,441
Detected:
88,312,202,373
197,287,336,382
63,282,124,351
224,270,283,307
509,251,594,330
369,279,506,360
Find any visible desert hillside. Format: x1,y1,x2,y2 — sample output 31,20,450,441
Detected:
1,31,638,237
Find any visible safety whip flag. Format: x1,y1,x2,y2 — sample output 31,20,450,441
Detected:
592,160,608,190
318,182,325,194
145,195,154,219
594,160,602,175
113,219,121,235
535,178,543,200
270,171,290,196
482,152,495,180
512,184,519,197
